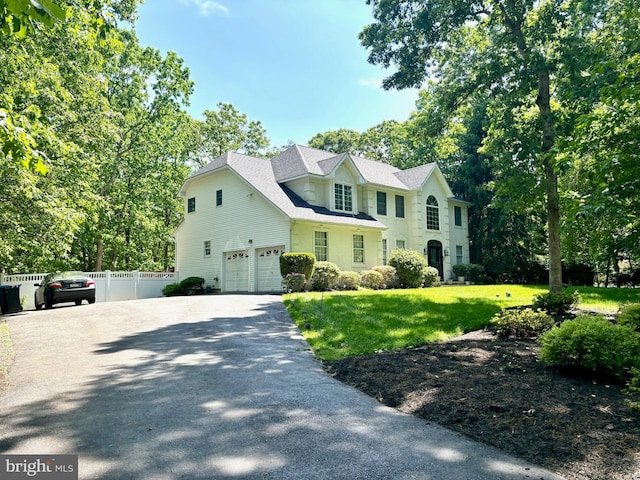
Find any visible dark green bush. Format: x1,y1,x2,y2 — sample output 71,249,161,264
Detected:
452,263,470,279
618,303,640,332
360,270,384,289
282,272,306,293
372,266,396,288
335,271,361,291
162,283,183,296
539,315,640,380
308,261,340,291
163,277,205,296
180,276,205,289
533,290,580,315
624,368,640,411
490,308,555,339
389,249,428,288
280,252,315,281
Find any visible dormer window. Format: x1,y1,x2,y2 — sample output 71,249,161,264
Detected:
334,183,352,212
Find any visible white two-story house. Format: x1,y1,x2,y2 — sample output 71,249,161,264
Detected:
173,144,470,292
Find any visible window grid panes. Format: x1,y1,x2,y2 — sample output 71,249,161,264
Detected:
382,239,388,265
334,184,353,211
426,196,439,230
216,189,223,206
204,240,211,257
353,234,364,263
377,191,387,216
396,239,406,249
187,197,196,213
395,195,405,218
314,231,328,261
456,245,463,264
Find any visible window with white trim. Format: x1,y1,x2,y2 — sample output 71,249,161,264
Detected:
353,234,364,263
456,245,463,264
314,231,328,261
216,189,223,206
396,239,406,249
204,240,211,257
187,197,196,213
376,191,387,216
395,195,405,218
426,195,439,230
334,183,353,212
454,206,462,226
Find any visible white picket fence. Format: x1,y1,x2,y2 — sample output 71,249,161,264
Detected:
0,271,179,311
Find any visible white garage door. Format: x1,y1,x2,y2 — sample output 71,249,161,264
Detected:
225,250,249,292
257,246,285,292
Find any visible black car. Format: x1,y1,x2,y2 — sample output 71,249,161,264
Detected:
34,271,96,309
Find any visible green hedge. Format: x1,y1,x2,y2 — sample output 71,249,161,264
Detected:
539,315,640,380
280,252,316,281
389,249,428,288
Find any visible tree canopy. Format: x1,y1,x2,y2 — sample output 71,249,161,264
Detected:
359,0,640,292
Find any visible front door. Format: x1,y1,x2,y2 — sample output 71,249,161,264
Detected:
427,240,444,279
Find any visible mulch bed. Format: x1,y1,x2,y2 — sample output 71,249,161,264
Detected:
324,329,640,480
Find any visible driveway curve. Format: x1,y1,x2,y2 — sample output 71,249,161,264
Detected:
0,295,562,479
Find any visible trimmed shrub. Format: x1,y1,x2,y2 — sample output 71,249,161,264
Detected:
618,303,640,333
335,271,361,291
282,272,306,293
490,308,555,339
423,266,439,287
280,252,315,281
452,263,469,280
162,283,183,296
162,276,205,296
389,249,428,288
360,270,384,290
372,266,396,289
539,315,640,380
179,276,205,288
533,290,580,315
308,261,340,291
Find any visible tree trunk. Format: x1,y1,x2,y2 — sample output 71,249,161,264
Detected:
536,71,563,293
95,238,103,272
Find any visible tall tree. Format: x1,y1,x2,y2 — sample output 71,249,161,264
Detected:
308,128,364,156
196,102,270,164
359,0,615,293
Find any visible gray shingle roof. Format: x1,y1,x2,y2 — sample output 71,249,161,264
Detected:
180,144,456,228
182,149,386,229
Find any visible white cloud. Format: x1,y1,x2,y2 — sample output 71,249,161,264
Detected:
358,77,383,88
181,0,229,16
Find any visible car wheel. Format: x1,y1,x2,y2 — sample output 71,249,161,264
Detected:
75,300,82,306
88,298,95,304
34,295,43,310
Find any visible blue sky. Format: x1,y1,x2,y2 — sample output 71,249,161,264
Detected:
134,0,419,148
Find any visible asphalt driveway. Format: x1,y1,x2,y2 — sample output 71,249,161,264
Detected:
0,295,562,479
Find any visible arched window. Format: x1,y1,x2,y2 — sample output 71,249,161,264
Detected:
426,195,439,230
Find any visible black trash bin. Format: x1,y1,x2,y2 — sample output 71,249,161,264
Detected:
0,285,22,314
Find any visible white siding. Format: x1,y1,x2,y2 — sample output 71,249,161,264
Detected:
175,168,290,292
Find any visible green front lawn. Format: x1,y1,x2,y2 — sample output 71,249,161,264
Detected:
285,285,640,361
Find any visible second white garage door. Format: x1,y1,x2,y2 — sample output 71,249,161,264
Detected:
256,246,285,292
